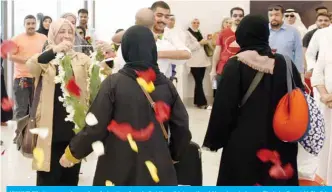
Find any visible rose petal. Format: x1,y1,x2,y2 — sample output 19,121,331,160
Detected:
29,128,49,139
1,150,5,156
145,160,159,183
1,97,14,112
131,122,154,141
65,77,81,97
269,163,294,180
107,120,134,141
85,112,98,126
33,148,44,169
105,180,114,186
1,40,18,59
257,149,281,165
136,68,156,82
254,183,261,186
137,78,155,93
154,101,171,123
127,134,138,152
271,150,281,165
91,141,105,157
257,149,273,162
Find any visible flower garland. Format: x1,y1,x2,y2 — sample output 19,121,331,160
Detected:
54,48,107,134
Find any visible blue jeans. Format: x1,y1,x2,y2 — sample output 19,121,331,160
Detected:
13,77,33,119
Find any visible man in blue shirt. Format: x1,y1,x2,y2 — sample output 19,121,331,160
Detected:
268,5,304,76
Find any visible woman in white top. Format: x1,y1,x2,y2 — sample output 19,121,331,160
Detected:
311,26,332,185
186,18,211,109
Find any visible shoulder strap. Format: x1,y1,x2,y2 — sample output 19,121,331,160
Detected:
138,85,169,140
29,77,43,118
240,72,264,107
283,55,295,93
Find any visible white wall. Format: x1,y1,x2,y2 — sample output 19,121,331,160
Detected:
95,0,157,41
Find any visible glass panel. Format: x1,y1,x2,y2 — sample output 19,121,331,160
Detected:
95,0,156,41
59,0,84,18
13,0,58,36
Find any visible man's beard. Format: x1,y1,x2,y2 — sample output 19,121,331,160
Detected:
271,22,281,27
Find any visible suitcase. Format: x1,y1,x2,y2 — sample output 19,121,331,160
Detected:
174,141,203,186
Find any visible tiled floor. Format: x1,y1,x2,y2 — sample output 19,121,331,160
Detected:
0,105,221,190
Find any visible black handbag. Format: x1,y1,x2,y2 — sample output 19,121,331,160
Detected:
14,77,43,158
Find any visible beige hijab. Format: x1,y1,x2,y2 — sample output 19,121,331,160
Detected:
47,18,76,56
48,18,75,46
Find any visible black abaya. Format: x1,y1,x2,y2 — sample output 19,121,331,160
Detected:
67,26,191,186
203,14,302,186
203,54,302,186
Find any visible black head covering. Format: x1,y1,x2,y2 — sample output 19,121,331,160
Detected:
37,16,52,36
235,14,274,58
188,27,203,42
121,25,160,74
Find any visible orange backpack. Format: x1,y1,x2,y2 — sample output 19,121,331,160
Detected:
273,56,309,142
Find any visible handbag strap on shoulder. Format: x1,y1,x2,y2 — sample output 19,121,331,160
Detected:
139,85,169,140
240,72,264,107
283,55,296,93
29,77,43,118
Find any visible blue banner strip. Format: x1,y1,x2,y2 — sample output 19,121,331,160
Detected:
6,186,332,192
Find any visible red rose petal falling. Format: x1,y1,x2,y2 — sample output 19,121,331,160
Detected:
1,97,14,112
254,183,261,186
1,150,5,156
257,149,273,163
271,150,281,165
257,149,281,165
65,77,81,97
1,40,18,59
107,120,134,141
269,163,294,180
136,68,156,82
154,101,171,123
108,120,155,141
131,122,155,141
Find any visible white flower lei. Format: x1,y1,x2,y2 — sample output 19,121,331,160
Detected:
54,51,109,133
54,53,78,128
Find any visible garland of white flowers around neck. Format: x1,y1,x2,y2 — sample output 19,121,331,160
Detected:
54,49,105,134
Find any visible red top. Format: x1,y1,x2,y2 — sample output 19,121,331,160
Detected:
216,28,240,74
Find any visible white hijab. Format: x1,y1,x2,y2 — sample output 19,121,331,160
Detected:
284,9,307,39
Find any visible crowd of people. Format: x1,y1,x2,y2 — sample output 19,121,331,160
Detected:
1,0,332,187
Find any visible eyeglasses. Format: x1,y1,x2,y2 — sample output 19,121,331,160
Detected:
285,14,295,18
193,22,200,24
232,14,244,18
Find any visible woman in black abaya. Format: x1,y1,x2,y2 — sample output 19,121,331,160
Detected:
37,16,52,36
61,25,191,185
202,15,303,186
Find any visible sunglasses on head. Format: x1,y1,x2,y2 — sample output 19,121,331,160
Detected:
285,14,295,18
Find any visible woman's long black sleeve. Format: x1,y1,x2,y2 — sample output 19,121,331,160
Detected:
37,49,56,64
